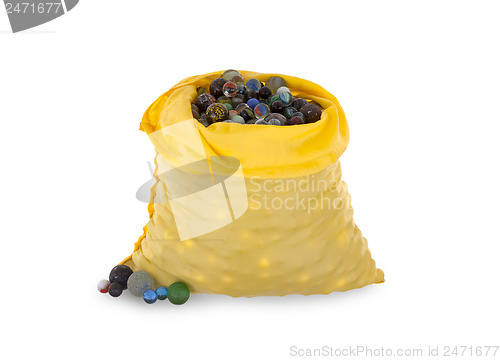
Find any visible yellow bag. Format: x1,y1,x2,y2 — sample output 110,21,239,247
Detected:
119,70,384,297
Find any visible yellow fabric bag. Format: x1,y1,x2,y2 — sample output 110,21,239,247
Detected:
120,70,384,297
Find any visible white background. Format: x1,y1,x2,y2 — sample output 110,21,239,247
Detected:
1,1,499,359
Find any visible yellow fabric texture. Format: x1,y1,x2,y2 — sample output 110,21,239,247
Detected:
120,70,384,296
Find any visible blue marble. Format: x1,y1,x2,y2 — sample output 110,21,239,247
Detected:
143,289,158,304
245,78,262,92
279,91,293,106
156,287,168,300
253,103,271,120
247,98,260,110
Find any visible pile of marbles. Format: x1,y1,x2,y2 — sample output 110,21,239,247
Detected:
192,69,323,127
97,265,190,305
